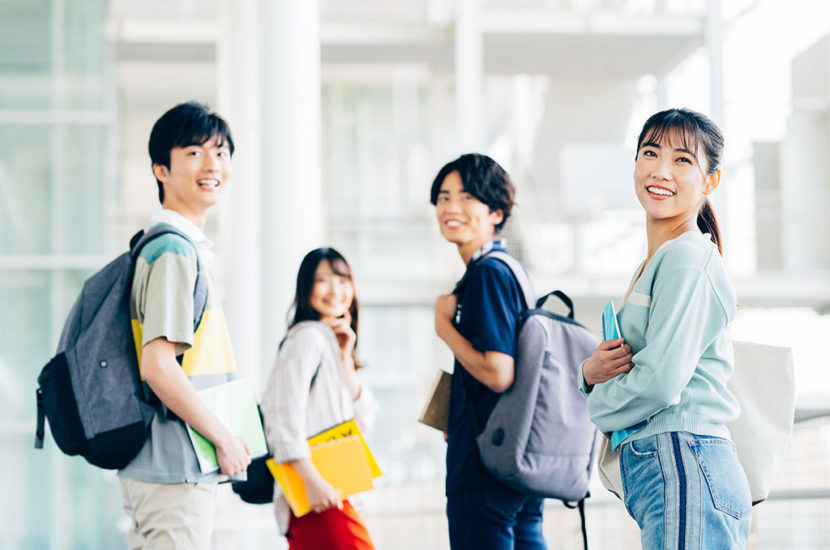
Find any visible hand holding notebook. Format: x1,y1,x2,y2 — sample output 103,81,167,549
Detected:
268,418,382,517
601,299,622,342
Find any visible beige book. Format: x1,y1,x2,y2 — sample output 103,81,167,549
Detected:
418,369,452,433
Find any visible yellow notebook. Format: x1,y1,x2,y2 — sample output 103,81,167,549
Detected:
267,435,374,517
307,418,382,478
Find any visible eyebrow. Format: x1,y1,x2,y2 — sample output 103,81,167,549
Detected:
641,141,695,156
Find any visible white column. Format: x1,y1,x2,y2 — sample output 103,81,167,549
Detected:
219,0,262,385
260,0,323,372
455,0,484,152
706,0,724,124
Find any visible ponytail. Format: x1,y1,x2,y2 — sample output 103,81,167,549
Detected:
697,199,722,255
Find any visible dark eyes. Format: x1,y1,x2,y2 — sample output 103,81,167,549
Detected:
641,150,693,164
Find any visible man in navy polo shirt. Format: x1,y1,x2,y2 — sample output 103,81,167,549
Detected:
431,153,546,549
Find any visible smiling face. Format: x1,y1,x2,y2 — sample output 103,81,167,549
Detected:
153,134,231,225
633,129,719,225
309,259,355,322
435,170,504,261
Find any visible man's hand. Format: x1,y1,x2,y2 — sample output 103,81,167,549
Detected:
141,338,252,476
582,338,633,386
215,434,251,476
434,294,458,339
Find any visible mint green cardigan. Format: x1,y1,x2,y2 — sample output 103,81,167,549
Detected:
580,231,740,444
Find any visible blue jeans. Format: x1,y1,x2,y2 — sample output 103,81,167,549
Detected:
446,477,546,550
620,432,751,550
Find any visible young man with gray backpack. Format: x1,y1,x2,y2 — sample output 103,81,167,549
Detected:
431,153,598,550
36,102,251,549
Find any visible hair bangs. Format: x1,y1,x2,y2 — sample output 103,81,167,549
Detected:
638,112,702,161
328,256,352,280
173,118,234,153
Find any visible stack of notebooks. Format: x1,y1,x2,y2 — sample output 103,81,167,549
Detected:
418,369,452,433
186,378,382,517
267,418,382,517
187,378,269,473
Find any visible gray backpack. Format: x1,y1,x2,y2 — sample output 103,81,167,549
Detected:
459,252,599,502
34,224,207,469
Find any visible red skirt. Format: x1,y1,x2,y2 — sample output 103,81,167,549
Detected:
286,500,376,550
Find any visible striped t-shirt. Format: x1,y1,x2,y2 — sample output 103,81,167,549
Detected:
118,212,237,484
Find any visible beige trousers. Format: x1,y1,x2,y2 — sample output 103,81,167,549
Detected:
119,477,218,550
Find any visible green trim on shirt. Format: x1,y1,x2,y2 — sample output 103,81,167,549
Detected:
138,232,195,265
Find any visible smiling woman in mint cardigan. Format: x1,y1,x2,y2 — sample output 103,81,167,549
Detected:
580,109,751,550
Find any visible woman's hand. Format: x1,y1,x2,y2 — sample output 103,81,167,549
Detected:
326,313,356,360
582,338,634,386
302,466,343,513
325,313,362,400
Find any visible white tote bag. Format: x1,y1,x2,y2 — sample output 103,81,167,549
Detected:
596,341,795,504
728,341,795,503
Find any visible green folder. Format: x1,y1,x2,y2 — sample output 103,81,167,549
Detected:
187,378,268,473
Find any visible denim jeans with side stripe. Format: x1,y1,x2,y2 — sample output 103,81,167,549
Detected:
620,431,751,550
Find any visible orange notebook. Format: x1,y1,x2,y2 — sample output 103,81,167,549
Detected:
266,435,375,517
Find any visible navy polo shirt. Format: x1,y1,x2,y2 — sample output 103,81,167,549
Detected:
445,245,525,495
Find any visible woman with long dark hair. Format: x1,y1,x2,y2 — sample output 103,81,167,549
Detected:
580,108,751,548
261,248,377,550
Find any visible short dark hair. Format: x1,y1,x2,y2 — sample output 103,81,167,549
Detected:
148,101,235,204
429,153,515,233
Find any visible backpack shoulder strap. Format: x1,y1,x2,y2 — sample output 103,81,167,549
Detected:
481,251,536,309
129,225,208,331
455,251,535,434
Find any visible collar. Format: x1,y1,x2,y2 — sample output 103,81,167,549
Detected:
150,209,211,247
469,239,507,264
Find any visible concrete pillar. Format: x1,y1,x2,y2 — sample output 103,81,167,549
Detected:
455,0,484,152
219,0,262,385
259,0,323,372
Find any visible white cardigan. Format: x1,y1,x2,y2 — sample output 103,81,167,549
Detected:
260,321,378,534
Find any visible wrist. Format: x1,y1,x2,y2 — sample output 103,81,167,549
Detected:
436,316,454,339
209,424,233,451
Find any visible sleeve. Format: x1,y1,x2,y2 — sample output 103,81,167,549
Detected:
463,260,523,357
586,265,728,433
260,327,325,463
136,236,198,356
352,385,378,435
577,360,593,395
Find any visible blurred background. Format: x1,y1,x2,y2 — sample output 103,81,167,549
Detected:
2,0,830,548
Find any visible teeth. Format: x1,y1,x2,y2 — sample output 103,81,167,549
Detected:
198,179,219,188
647,186,673,196
446,221,462,227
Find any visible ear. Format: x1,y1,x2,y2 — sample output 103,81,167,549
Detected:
152,163,170,184
490,208,504,228
702,169,721,195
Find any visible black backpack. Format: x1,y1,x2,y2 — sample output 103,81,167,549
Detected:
34,225,207,469
231,408,274,504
